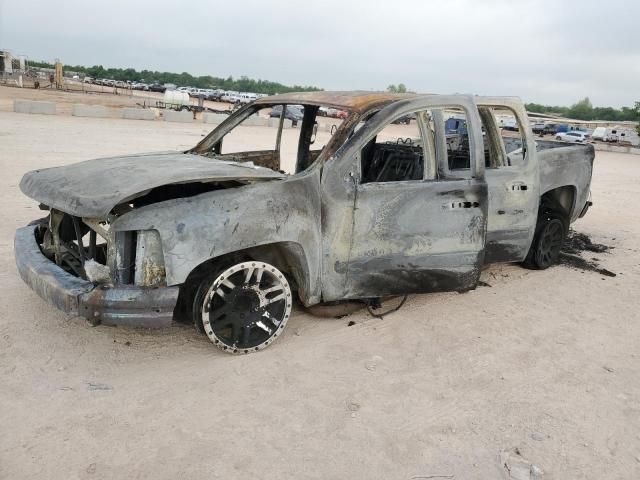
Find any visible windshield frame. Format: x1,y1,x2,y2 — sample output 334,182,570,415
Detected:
189,102,361,174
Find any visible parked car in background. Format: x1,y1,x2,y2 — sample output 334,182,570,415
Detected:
237,93,258,104
556,131,589,143
190,88,209,98
531,123,546,134
83,77,93,84
207,89,225,101
269,104,304,123
543,124,558,135
149,83,167,93
501,119,519,131
221,91,240,103
554,124,569,134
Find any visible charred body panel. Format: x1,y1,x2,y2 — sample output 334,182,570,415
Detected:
19,152,283,218
476,98,540,264
320,95,489,300
111,167,323,305
538,143,594,222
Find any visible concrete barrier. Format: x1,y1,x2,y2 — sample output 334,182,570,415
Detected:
203,112,230,124
243,115,269,127
121,108,155,121
164,110,193,123
14,100,56,115
72,104,110,118
593,143,640,155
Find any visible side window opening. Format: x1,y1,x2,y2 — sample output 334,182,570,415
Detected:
480,106,527,168
360,112,428,183
432,105,492,180
443,108,472,172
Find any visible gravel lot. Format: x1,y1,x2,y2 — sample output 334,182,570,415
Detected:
1,105,639,479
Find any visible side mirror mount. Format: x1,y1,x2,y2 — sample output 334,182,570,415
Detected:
310,122,318,145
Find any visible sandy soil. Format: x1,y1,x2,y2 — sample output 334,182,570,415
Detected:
1,106,639,479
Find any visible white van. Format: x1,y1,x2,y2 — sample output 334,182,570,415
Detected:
221,91,239,103
237,93,258,104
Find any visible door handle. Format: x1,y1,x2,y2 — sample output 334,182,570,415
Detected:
449,201,480,209
511,183,528,191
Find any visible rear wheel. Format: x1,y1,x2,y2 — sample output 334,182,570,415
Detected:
193,261,293,354
523,203,567,269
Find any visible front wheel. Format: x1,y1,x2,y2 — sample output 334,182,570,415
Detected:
522,205,567,269
193,261,293,354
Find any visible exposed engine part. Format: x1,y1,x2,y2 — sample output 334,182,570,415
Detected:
84,259,111,284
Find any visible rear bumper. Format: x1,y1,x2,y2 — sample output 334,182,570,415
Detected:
14,225,179,328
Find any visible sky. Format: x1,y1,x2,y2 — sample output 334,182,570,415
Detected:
1,0,638,108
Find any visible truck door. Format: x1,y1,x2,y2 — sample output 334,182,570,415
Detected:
320,95,488,301
476,101,539,263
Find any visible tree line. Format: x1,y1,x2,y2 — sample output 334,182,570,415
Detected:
526,97,640,123
28,61,322,95
24,63,640,124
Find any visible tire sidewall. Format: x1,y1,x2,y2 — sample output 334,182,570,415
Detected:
524,204,568,269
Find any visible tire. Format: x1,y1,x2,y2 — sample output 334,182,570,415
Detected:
522,202,568,269
192,260,293,354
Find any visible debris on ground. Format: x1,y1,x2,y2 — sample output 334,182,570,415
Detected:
560,230,616,277
562,230,610,255
500,448,544,479
87,382,113,391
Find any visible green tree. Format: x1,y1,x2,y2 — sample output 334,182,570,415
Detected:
387,83,408,93
567,97,593,120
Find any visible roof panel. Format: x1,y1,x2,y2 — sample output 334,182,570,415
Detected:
254,91,417,113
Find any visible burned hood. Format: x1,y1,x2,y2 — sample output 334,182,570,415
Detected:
20,151,285,218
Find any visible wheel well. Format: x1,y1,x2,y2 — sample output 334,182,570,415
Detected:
541,186,575,218
172,242,310,325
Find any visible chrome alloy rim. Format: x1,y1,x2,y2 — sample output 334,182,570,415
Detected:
201,262,292,353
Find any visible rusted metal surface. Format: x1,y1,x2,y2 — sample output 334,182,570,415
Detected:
15,92,595,330
15,225,178,328
254,90,416,113
14,225,92,314
79,284,178,328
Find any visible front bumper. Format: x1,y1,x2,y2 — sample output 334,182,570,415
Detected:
14,225,179,328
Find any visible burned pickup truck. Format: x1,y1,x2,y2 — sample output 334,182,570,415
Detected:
15,92,594,353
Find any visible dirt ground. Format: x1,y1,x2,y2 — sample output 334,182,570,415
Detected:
1,100,639,479
0,81,233,116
